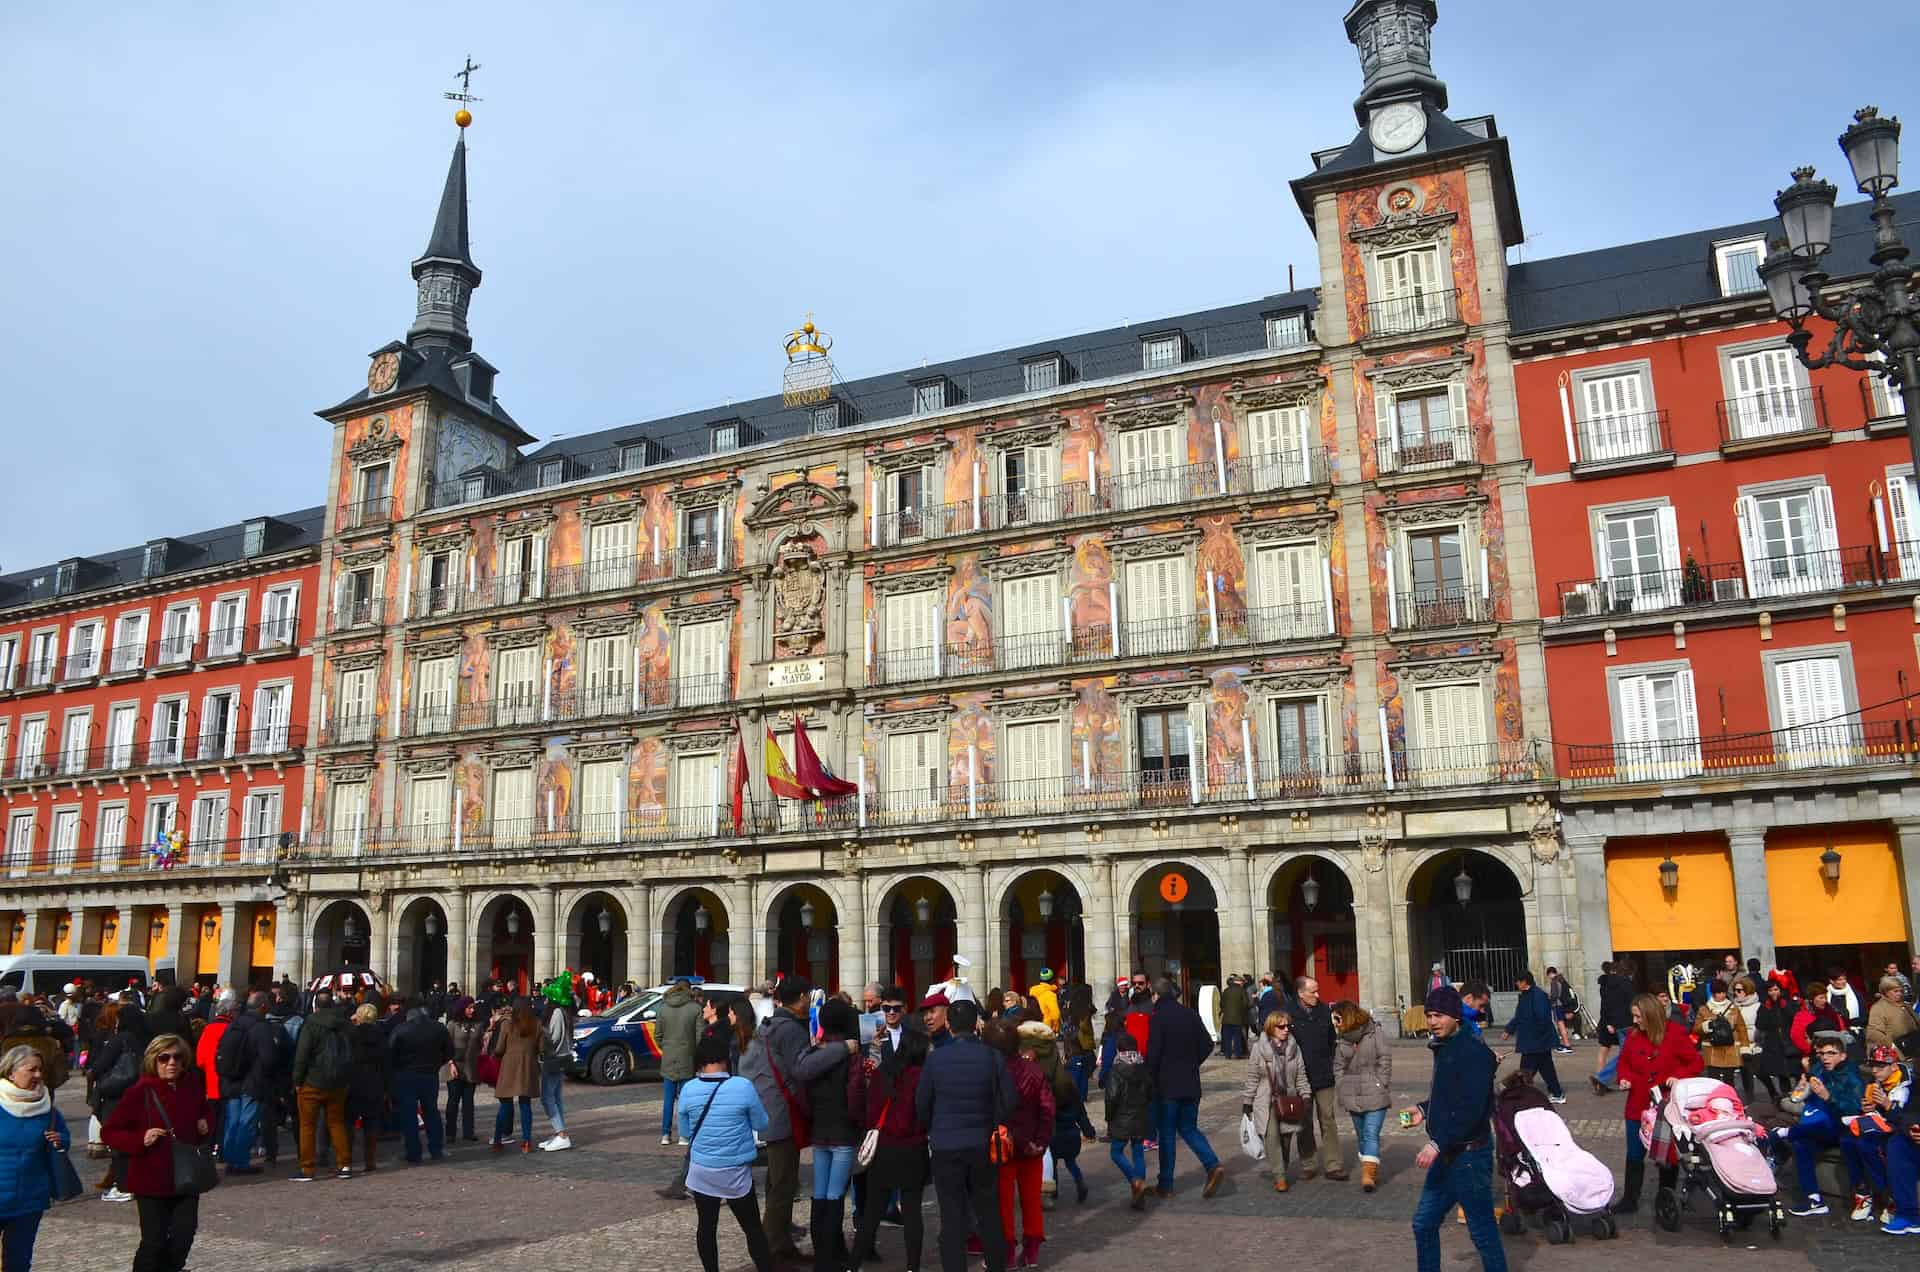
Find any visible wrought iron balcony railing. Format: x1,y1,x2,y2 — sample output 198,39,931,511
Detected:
340,495,393,532
397,673,731,738
1390,587,1491,630
1377,425,1472,475
0,726,306,789
1555,542,1903,619
1564,715,1914,788
1573,409,1672,465
1363,287,1460,339
1716,386,1828,445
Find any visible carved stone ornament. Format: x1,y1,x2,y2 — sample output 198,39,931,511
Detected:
486,626,548,651
662,729,730,754
667,598,735,628
1348,208,1457,250
566,740,631,762
1234,512,1334,548
1360,828,1388,873
1528,801,1560,864
416,526,472,555
771,543,827,659
990,693,1072,721
980,547,1071,580
1244,663,1349,694
579,498,642,527
339,546,387,569
980,414,1066,452
1098,400,1187,433
1378,494,1484,528
1107,529,1199,562
745,477,853,530
1389,653,1495,684
323,763,375,785
492,508,556,534
483,748,539,770
871,707,951,733
867,439,949,475
1365,352,1471,390
345,417,404,464
669,478,740,511
574,615,639,639
407,635,464,661
1226,377,1325,412
870,564,952,598
1112,679,1208,707
400,756,455,777
331,650,384,673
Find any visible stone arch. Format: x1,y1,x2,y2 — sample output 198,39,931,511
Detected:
996,866,1088,993
1115,857,1231,1001
874,874,961,1003
309,898,372,974
472,891,539,996
392,895,451,995
1263,852,1361,1006
656,885,731,983
563,890,629,987
1405,848,1530,1010
764,880,842,993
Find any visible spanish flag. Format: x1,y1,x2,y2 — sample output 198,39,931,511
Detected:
764,732,810,800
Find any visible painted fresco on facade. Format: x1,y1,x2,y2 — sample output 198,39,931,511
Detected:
1337,169,1482,334
947,692,992,790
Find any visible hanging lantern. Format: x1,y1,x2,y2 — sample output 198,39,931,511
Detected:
505,910,521,937
915,895,932,925
799,900,816,931
1819,844,1842,882
693,905,710,933
424,914,441,937
343,914,362,942
1301,869,1322,913
1658,856,1680,891
257,914,273,937
597,909,614,935
1452,860,1473,907
1037,889,1055,920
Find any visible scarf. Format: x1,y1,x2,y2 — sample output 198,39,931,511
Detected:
0,1076,51,1118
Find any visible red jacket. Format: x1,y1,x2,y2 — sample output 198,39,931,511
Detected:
1004,1056,1056,1159
196,1018,229,1099
1790,1003,1843,1057
847,1056,926,1148
1617,1020,1703,1121
100,1075,211,1197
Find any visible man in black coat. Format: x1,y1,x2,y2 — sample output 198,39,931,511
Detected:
1287,975,1347,1180
217,991,279,1176
388,1000,454,1163
916,999,1016,1272
1146,977,1226,1199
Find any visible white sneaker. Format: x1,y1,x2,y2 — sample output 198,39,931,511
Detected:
1548,1094,1569,1105
103,1187,133,1203
1852,1194,1876,1221
660,1134,672,1146
542,1134,572,1151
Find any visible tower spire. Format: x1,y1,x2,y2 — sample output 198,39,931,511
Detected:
1344,0,1448,124
408,119,482,351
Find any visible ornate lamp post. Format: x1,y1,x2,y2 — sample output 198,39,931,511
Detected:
1756,107,1920,472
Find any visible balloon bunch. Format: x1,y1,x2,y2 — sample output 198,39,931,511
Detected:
147,830,187,869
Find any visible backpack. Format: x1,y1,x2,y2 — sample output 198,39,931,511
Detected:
215,1020,248,1081
306,1022,353,1089
1704,1011,1734,1048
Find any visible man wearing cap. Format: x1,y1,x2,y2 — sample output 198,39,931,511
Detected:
1030,969,1062,1033
921,988,953,1048
1405,984,1505,1272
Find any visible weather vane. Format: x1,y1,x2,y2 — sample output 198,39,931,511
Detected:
444,56,482,128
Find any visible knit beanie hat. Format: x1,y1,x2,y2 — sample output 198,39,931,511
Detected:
1424,983,1464,1019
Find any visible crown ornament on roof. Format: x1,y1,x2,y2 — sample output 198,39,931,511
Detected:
782,314,836,407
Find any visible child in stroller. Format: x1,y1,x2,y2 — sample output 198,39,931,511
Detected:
1492,1059,1617,1243
1648,1076,1786,1239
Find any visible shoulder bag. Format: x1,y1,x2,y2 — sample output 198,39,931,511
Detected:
987,1056,1014,1165
48,1129,85,1203
768,1045,812,1150
682,1076,722,1166
146,1087,219,1196
856,1087,894,1173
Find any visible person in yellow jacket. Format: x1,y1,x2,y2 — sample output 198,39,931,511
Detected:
1029,970,1064,1032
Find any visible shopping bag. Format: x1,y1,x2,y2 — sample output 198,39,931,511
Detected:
1239,1113,1265,1162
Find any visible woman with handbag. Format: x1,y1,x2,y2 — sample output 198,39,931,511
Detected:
984,1018,1055,1267
100,1035,212,1272
443,998,483,1143
1241,1010,1312,1193
1,1043,74,1271
847,1026,931,1270
487,1002,541,1153
678,1033,772,1272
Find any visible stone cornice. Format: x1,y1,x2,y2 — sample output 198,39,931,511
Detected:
870,706,951,733
1364,351,1472,390
407,635,465,661
566,740,632,762
1387,650,1498,684
578,497,643,526
331,650,384,673
1347,208,1458,249
669,479,741,511
1107,529,1199,562
661,728,730,754
980,547,1072,580
483,747,540,770
493,509,556,536
744,477,854,530
980,415,1067,451
1225,376,1326,411
322,762,375,784
1111,678,1208,707
1377,492,1486,528
870,564,953,598
867,440,950,474
666,598,735,627
1097,400,1188,433
486,626,548,651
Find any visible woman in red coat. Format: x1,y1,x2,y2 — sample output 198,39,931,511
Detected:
101,1034,211,1272
1610,993,1702,1216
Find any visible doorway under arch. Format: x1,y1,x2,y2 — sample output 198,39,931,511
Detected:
394,898,449,994
1408,850,1528,1002
663,888,729,982
1129,863,1220,1002
1001,869,1084,993
309,899,372,975
768,884,839,993
1267,856,1358,1004
475,895,537,995
566,892,627,987
880,877,958,1003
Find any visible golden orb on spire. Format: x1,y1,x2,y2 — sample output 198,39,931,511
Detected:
454,108,473,128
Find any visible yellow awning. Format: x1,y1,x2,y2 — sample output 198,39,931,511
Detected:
1766,828,1910,947
1606,835,1738,952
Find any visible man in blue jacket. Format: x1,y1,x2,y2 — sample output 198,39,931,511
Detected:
1407,984,1504,1272
916,999,1015,1272
1502,971,1566,1103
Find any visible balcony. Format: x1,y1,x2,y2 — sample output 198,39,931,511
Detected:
1110,459,1224,513
323,711,378,747
397,673,730,738
1363,288,1461,341
1564,714,1915,788
1716,387,1828,451
1555,543,1903,621
1571,409,1673,473
105,640,148,678
1377,425,1472,476
405,548,728,621
0,726,305,790
1,833,282,880
203,625,249,661
976,481,1103,533
331,596,383,633
58,651,101,683
339,495,393,533
23,659,57,688
1391,587,1491,632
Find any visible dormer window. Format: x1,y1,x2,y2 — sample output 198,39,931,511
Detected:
54,561,78,596
1266,312,1309,349
1022,355,1063,393
537,459,565,488
242,519,267,557
1714,238,1767,297
810,401,843,433
142,542,168,578
619,440,653,471
911,378,949,415
711,420,740,453
1141,334,1183,371
462,474,488,503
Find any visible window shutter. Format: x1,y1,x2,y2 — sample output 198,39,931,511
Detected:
1674,668,1700,740
1618,675,1652,747
1163,555,1191,618
1375,388,1396,464
1187,700,1207,799
1125,559,1155,653
1256,546,1284,612
1292,407,1315,482
1803,657,1844,719
1809,485,1838,556
1027,446,1057,493
1654,505,1681,575
1446,381,1470,462
1890,474,1920,579
1007,721,1036,787
1735,495,1764,596
223,696,239,757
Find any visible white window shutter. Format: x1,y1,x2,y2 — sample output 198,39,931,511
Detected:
1735,495,1764,596
1187,700,1207,800
531,534,547,598
1655,506,1681,574
1256,546,1283,611
1809,485,1838,556
1293,407,1315,482
1447,381,1470,461
1890,474,1920,579
1028,446,1057,493
1675,669,1700,739
717,499,732,570
1618,675,1652,747
1375,388,1396,462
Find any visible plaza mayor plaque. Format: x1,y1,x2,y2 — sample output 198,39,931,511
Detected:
768,657,826,690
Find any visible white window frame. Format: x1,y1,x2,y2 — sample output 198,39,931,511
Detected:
1736,478,1840,598
1115,423,1183,510
1375,379,1469,472
106,702,139,770
1588,498,1682,613
1408,680,1490,774
1123,554,1194,657
1386,517,1482,629
189,791,228,864
579,758,626,844
1245,404,1316,489
1262,691,1330,782
999,716,1065,808
1022,357,1061,393
492,646,540,728
1868,356,1908,421
882,728,944,817
581,633,632,716
63,619,103,680
0,635,16,692
206,591,249,658
1249,540,1330,641
1128,699,1205,802
1265,312,1309,349
196,687,240,761
996,571,1063,670
1140,334,1182,371
673,617,728,707
407,775,451,837
251,681,293,753
16,715,47,779
336,666,378,742
586,517,638,592
242,789,282,862
491,764,536,844
1718,339,1812,439
27,629,57,685
141,796,178,856
1606,659,1701,781
260,583,300,648
1713,237,1767,298
109,610,149,674
1568,360,1661,463
5,811,33,875
879,587,941,684
0,718,9,776
57,707,91,775
330,782,369,851
414,655,457,734
1762,644,1860,770
499,532,546,602
670,750,723,836
1371,244,1448,333
148,697,187,765
1884,463,1920,581
49,807,80,873
158,603,198,666
96,801,129,873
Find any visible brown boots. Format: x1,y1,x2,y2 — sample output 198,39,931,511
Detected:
1361,1161,1379,1192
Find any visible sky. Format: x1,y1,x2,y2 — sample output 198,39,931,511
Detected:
4,1,1916,570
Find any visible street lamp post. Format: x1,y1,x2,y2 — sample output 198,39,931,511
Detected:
1757,107,1920,478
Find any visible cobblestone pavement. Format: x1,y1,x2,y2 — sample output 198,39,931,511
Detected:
35,1040,1908,1270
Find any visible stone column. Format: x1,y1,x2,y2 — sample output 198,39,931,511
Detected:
166,903,189,982
746,877,770,990
214,901,241,988
28,909,61,954
622,883,650,990
1895,821,1920,953
276,894,306,984
1727,829,1774,974
367,900,391,988
1083,854,1116,996
1355,855,1399,1020
959,863,989,984
444,889,470,993
1566,834,1613,994
541,884,562,982
1222,846,1254,979
837,872,865,998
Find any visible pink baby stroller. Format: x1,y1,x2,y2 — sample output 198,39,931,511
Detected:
1492,1062,1618,1243
1642,1076,1785,1240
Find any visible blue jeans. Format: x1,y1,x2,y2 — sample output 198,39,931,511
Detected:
1069,1053,1092,1102
1411,1144,1507,1272
1788,1118,1851,1199
494,1097,532,1144
661,1077,684,1137
1109,1138,1146,1182
1596,1054,1619,1087
1843,1132,1889,1194
1,1210,42,1272
222,1094,261,1168
392,1071,445,1161
540,1070,566,1134
812,1145,857,1199
1154,1096,1220,1188
1351,1108,1388,1162
1888,1131,1920,1222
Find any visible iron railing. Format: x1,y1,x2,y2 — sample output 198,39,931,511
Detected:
0,725,306,788
1,833,283,879
1555,543,1897,619
23,659,57,687
340,495,393,532
1377,425,1472,474
1564,714,1914,787
1224,446,1331,493
1716,386,1828,444
397,673,730,738
1573,409,1671,465
105,640,149,676
1363,288,1460,339
1110,459,1223,512
1218,600,1337,645
1392,588,1491,630
321,712,379,747
59,651,101,682
331,596,383,632
407,549,729,620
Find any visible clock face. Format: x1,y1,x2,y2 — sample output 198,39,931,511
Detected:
368,351,400,395
1370,102,1427,154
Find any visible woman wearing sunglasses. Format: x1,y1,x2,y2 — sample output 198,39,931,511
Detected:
1242,1011,1313,1193
101,1034,211,1272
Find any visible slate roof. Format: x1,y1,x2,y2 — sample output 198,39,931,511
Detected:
1508,190,1920,336
415,132,478,276
0,506,325,613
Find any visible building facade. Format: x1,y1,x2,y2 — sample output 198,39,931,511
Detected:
0,509,321,988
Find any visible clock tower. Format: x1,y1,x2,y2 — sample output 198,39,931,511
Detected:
1345,0,1447,158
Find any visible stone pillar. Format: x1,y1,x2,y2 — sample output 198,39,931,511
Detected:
367,900,390,987
1355,856,1399,1020
1566,834,1613,994
1727,829,1774,974
1895,821,1920,954
960,864,989,984
166,903,189,982
214,901,241,988
276,894,306,984
28,909,61,954
837,873,864,999
1083,855,1116,996
746,877,770,990
1221,846,1254,980
444,889,470,993
621,883,650,990
541,884,562,982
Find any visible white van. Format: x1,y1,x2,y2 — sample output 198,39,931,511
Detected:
0,953,161,997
